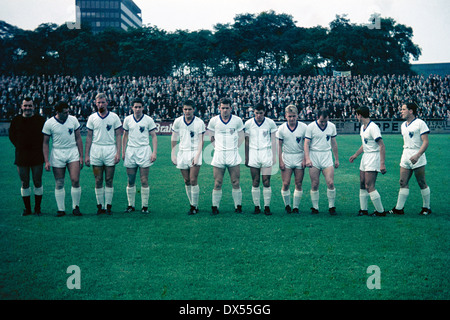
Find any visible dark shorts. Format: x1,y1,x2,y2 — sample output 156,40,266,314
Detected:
14,148,45,167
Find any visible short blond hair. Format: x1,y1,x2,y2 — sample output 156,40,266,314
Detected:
285,104,298,115
95,92,107,101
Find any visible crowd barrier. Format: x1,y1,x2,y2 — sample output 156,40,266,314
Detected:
1,119,450,137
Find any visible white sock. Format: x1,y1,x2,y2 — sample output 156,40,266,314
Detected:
95,187,105,208
126,186,136,207
55,188,65,211
185,185,192,205
34,186,43,196
141,187,149,208
359,189,369,211
281,189,291,207
395,188,409,210
252,187,260,207
310,190,319,209
370,190,384,213
191,185,200,208
232,187,242,208
263,187,271,207
21,187,31,197
420,187,430,209
105,186,114,206
293,189,303,209
71,187,81,209
327,188,336,208
212,189,222,208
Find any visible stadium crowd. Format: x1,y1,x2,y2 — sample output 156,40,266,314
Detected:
1,73,449,121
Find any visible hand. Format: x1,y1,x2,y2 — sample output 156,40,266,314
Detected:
410,154,420,165
45,162,51,171
85,156,90,167
349,155,357,163
380,164,387,175
151,153,157,163
79,157,84,170
114,153,120,165
305,159,312,168
334,160,340,168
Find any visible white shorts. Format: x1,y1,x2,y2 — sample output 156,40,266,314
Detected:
400,149,427,170
176,150,202,169
51,147,79,168
310,150,333,170
90,144,116,167
360,152,380,172
124,145,153,168
282,152,304,169
211,150,241,169
248,148,273,169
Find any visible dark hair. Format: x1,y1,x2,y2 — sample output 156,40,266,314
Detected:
405,102,418,116
132,97,144,106
219,97,231,106
22,96,33,104
356,106,370,118
317,108,329,119
55,100,69,113
254,103,265,112
183,99,195,108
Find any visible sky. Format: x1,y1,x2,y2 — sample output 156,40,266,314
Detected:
0,0,449,64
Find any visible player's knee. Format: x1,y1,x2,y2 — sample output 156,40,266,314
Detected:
231,178,240,189
55,178,65,189
399,178,408,188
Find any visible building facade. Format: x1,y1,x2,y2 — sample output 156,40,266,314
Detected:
76,0,142,33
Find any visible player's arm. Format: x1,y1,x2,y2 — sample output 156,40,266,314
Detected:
304,138,312,167
331,136,339,168
75,128,84,169
150,129,157,163
278,139,285,170
244,135,250,167
238,129,245,147
171,131,179,165
271,132,277,165
377,138,386,174
114,127,122,164
85,129,93,167
349,145,363,163
410,133,429,164
122,130,128,160
193,133,204,166
43,134,51,171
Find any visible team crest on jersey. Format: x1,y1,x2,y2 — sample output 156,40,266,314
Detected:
68,128,73,135
190,131,195,138
409,132,414,138
139,126,145,133
229,128,235,134
263,130,269,137
364,138,368,144
326,135,331,141
296,137,302,144
106,124,112,131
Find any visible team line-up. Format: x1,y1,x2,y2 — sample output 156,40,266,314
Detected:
8,94,432,217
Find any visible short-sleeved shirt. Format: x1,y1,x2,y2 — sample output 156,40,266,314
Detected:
86,111,122,146
244,117,278,150
277,121,308,154
401,118,430,150
305,120,337,152
172,116,206,152
42,115,80,149
207,115,244,152
123,114,157,148
360,121,382,153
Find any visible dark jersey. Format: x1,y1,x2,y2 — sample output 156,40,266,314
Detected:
9,114,46,166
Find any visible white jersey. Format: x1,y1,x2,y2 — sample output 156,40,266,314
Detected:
42,115,80,149
207,115,244,152
401,118,430,150
172,116,206,152
86,111,122,146
305,120,337,152
123,114,157,148
361,121,382,153
244,117,278,150
277,121,308,154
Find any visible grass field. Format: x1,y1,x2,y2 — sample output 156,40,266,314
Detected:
0,133,449,300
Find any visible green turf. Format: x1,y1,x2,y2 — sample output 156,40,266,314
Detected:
0,134,449,300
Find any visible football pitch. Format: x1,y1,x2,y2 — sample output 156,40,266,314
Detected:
0,134,449,300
